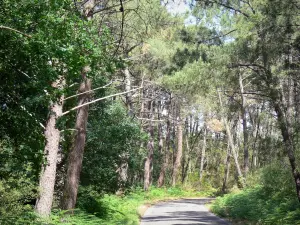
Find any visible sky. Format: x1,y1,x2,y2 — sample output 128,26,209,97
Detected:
164,0,196,25
164,0,190,14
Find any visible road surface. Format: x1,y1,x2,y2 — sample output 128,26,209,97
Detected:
140,198,230,225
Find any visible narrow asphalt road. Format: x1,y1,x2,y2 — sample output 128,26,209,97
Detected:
140,198,230,225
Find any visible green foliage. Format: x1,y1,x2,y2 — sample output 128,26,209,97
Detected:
81,101,144,192
211,163,300,225
0,177,38,224
46,186,211,225
0,0,114,179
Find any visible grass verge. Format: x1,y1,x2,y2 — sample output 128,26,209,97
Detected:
210,186,300,225
46,186,215,225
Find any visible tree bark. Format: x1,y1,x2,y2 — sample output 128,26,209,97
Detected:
61,78,91,210
182,130,190,184
273,98,300,202
222,139,231,193
199,124,207,182
116,67,132,194
35,77,64,216
157,119,170,187
239,73,249,175
124,67,133,112
172,116,183,187
116,152,129,194
144,101,154,191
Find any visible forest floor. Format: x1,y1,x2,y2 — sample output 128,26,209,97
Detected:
140,198,229,225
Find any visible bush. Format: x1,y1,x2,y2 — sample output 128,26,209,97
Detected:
0,177,38,225
211,162,300,225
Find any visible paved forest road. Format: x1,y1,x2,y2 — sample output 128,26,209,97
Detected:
140,198,230,225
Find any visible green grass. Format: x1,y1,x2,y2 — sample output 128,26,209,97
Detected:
46,186,215,225
210,164,300,225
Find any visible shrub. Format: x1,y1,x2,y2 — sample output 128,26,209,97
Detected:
0,177,38,225
211,162,300,225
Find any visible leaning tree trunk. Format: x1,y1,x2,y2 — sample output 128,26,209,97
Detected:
61,78,91,210
274,97,300,202
224,118,244,187
218,91,244,187
35,77,65,217
172,117,183,187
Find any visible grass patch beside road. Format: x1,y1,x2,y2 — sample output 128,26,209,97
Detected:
210,164,300,225
48,186,215,225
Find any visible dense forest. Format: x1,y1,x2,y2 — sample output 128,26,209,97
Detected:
0,0,300,224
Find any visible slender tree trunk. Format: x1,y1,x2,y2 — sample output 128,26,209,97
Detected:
218,91,244,187
199,124,207,182
172,117,183,187
222,139,231,193
251,105,260,168
294,81,300,128
124,67,133,112
35,77,65,216
158,120,170,187
61,78,91,210
156,98,165,187
225,119,244,186
157,99,163,153
116,67,132,193
144,101,154,191
182,132,190,184
239,73,249,175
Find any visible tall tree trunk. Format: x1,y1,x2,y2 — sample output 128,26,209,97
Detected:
61,78,91,210
172,115,183,187
251,105,261,169
157,120,170,187
273,95,300,202
124,67,133,112
239,73,249,175
116,152,129,195
116,67,132,194
182,131,190,184
222,139,231,193
35,77,65,216
199,124,207,182
144,101,154,191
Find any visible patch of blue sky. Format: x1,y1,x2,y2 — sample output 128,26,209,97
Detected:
163,0,196,25
163,0,235,42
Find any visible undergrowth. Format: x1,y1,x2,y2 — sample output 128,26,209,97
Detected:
211,163,300,225
45,186,215,225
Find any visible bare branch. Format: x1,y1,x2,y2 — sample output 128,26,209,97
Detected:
0,25,32,38
64,80,114,101
62,86,143,116
136,117,165,122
